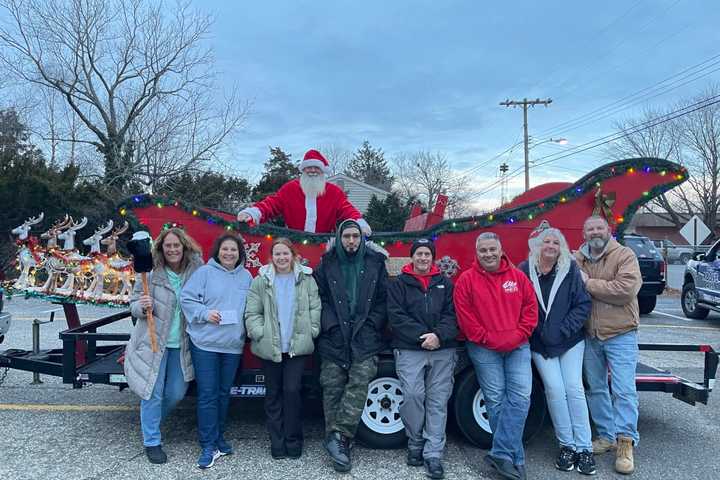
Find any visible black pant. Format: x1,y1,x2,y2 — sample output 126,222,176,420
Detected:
262,354,307,453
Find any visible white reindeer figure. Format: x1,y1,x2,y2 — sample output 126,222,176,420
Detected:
101,221,133,299
39,215,73,293
56,217,91,294
82,220,115,299
11,212,44,289
58,216,88,251
83,220,114,254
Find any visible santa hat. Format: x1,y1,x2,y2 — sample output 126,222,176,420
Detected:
300,149,330,174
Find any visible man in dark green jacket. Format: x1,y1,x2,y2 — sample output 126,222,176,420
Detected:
314,219,388,473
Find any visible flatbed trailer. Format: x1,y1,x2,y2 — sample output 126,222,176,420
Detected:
1,303,717,449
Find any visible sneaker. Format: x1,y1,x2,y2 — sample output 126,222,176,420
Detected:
217,438,233,456
323,431,351,472
484,454,521,480
615,436,635,474
555,446,577,472
197,448,221,469
576,450,597,475
592,437,616,455
144,445,167,464
424,458,445,479
407,449,423,467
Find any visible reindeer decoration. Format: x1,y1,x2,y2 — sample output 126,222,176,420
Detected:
39,215,75,294
56,217,91,294
11,213,44,289
101,222,133,299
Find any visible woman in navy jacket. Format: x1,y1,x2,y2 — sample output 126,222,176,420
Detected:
518,226,595,475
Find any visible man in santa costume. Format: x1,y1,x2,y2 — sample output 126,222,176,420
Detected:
237,149,372,235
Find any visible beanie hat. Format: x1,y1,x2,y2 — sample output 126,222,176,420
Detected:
410,238,436,259
300,149,330,174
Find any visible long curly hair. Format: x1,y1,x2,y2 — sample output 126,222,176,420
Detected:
528,227,572,272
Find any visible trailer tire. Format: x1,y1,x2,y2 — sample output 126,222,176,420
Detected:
452,368,547,449
638,295,657,315
682,282,710,319
355,359,407,449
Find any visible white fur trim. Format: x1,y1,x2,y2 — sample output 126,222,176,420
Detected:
356,218,372,236
242,206,262,224
300,159,330,174
304,196,317,233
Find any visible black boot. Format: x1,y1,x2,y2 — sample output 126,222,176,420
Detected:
424,457,445,479
323,431,351,472
145,445,167,464
407,449,424,467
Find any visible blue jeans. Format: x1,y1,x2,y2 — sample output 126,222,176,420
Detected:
532,341,592,451
190,342,242,450
140,348,188,446
583,330,639,445
467,342,532,466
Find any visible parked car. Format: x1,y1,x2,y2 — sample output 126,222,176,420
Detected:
653,239,696,264
681,237,720,319
621,234,666,314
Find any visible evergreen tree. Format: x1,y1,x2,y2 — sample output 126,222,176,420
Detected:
252,147,300,202
346,141,394,191
363,193,412,232
157,171,251,212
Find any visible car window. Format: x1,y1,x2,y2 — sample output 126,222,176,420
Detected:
624,237,660,259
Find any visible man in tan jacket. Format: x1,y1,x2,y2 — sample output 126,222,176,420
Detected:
574,215,641,475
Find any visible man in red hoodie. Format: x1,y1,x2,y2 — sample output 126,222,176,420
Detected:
454,232,538,480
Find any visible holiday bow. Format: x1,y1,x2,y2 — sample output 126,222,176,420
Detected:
593,188,616,225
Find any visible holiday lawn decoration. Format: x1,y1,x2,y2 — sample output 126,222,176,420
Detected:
8,215,135,306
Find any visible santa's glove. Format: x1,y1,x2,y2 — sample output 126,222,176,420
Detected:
357,218,372,237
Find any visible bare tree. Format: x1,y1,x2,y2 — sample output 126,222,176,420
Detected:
608,107,686,227
393,151,473,218
609,87,720,231
0,0,246,193
320,143,352,176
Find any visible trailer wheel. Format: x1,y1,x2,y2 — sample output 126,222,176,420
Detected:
452,368,547,449
637,295,657,315
682,282,710,319
356,359,407,449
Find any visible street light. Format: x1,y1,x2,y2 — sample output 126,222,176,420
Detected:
525,137,569,189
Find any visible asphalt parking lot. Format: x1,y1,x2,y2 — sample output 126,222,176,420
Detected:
1,296,719,479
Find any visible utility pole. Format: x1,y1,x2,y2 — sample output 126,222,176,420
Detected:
500,98,552,191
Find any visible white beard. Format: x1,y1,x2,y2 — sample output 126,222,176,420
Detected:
300,173,326,198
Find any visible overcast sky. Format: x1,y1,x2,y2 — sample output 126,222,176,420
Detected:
196,1,718,207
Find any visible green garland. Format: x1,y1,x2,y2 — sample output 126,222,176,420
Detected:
118,157,687,245
2,285,129,308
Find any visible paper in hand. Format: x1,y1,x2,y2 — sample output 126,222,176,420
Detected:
218,310,239,325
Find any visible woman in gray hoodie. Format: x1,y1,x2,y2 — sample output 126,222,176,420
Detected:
180,233,253,469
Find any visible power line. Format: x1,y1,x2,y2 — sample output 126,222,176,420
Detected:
535,51,720,138
467,94,720,200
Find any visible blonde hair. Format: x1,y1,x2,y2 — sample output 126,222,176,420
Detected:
528,227,571,271
153,227,203,272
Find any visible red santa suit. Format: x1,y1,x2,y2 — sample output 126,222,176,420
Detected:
241,149,370,234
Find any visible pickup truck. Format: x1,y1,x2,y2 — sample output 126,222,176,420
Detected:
653,239,696,264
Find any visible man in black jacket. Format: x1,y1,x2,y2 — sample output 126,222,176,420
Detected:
388,238,458,480
314,219,388,473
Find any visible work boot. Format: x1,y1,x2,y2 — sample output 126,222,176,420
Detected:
484,454,520,480
323,431,351,472
144,445,167,464
407,448,423,467
592,437,616,454
424,457,445,479
615,436,635,474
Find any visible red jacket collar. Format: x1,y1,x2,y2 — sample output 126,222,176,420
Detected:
402,263,441,290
